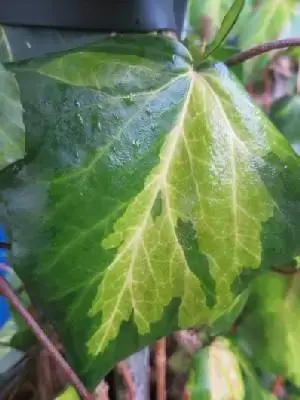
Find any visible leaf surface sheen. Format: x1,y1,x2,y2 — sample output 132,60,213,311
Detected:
1,35,300,387
0,63,25,170
88,64,275,355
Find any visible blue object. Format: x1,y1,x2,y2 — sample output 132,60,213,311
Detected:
0,224,11,329
0,296,10,328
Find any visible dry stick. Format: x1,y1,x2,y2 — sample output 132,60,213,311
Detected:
271,266,300,275
262,69,272,113
0,276,93,400
199,15,212,55
95,380,109,400
226,38,300,67
182,388,190,400
155,338,167,400
117,362,135,400
272,376,285,396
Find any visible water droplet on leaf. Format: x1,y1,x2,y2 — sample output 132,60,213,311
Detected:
77,114,84,124
124,95,134,105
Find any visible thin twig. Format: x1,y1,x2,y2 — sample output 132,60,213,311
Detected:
182,387,190,400
199,15,212,55
271,266,300,275
155,338,167,400
262,69,272,113
95,380,109,400
117,361,135,400
226,38,300,67
0,276,93,400
272,376,285,396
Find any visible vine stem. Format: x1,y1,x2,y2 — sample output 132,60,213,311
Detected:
117,361,135,400
0,276,93,400
155,338,167,400
225,38,300,67
272,376,285,396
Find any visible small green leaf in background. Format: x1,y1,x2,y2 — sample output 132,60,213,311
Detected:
0,24,104,63
230,340,276,400
0,26,13,62
238,0,295,81
270,95,300,155
188,0,233,34
0,319,24,375
187,337,245,399
202,0,245,60
2,35,300,388
207,290,249,336
209,45,244,81
56,386,80,400
187,336,276,399
236,272,300,387
0,63,25,171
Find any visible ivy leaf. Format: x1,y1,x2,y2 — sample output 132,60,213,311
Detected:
0,26,13,62
208,45,244,81
236,272,300,387
0,24,102,62
1,35,300,387
202,0,245,60
230,339,276,400
270,95,300,155
187,337,245,399
238,0,295,81
0,63,25,170
239,0,294,47
187,336,275,399
207,290,249,336
188,0,233,33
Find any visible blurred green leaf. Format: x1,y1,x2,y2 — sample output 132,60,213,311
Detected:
169,348,191,374
56,387,80,400
187,38,243,80
0,63,25,170
211,46,244,80
236,272,300,387
0,319,24,376
270,95,300,155
10,328,35,353
202,0,245,60
188,337,245,399
230,340,276,400
208,290,249,336
0,26,13,61
0,24,103,62
238,0,295,81
188,0,233,33
0,320,16,359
